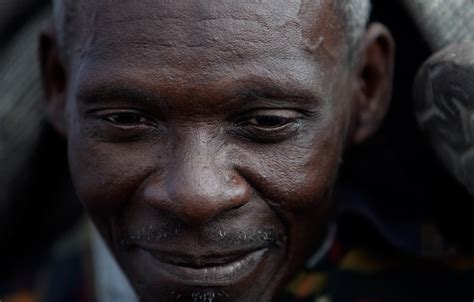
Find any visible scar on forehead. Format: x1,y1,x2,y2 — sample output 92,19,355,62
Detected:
297,0,340,60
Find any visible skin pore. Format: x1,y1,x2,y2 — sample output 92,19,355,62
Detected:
40,0,394,301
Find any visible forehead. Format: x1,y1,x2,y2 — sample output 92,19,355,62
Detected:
69,0,347,101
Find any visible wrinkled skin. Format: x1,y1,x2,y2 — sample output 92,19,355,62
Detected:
40,0,394,301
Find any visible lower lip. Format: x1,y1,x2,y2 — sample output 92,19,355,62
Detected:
140,248,268,287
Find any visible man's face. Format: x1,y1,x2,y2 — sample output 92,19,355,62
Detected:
61,0,354,301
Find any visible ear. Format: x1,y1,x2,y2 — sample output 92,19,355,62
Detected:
348,23,395,145
39,24,68,136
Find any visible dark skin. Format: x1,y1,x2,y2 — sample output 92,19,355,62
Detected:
40,1,394,301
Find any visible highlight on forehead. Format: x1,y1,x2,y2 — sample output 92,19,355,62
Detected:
52,0,371,60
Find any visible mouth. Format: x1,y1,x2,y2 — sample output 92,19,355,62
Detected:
136,246,269,287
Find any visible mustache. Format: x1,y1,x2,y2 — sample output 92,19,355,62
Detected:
119,224,286,248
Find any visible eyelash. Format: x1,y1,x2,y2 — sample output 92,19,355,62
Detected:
105,112,151,126
88,109,303,143
82,109,160,142
93,110,156,127
238,115,294,129
233,111,302,142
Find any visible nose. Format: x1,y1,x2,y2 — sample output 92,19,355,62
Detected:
142,136,251,226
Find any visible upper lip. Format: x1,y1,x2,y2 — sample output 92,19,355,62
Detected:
135,244,266,268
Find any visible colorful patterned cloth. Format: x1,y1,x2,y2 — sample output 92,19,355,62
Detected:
282,233,474,302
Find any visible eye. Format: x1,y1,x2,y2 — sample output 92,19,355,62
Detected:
233,109,302,143
106,112,149,126
246,115,292,129
239,109,300,130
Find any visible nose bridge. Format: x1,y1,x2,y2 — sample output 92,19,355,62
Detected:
174,136,228,202
149,131,250,226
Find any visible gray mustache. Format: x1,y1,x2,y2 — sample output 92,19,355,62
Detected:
120,225,286,248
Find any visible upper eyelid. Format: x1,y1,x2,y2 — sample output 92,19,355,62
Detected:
229,119,301,143
85,108,314,126
233,107,318,121
107,112,145,120
234,109,305,124
91,109,153,118
241,115,297,125
90,110,158,126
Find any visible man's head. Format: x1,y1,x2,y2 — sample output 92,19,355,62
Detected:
40,1,394,301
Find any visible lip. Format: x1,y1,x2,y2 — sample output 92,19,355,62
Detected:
137,246,268,287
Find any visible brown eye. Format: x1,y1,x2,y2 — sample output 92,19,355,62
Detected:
232,110,303,143
106,112,148,125
85,109,161,142
247,115,291,128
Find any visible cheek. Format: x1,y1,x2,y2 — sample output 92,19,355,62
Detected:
238,116,346,213
230,121,345,285
271,140,339,208
67,134,158,219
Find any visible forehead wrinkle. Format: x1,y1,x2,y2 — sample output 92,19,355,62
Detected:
79,0,303,44
70,0,341,97
81,0,304,31
76,52,326,96
80,19,314,72
72,0,338,61
63,0,347,69
110,0,303,27
99,18,274,49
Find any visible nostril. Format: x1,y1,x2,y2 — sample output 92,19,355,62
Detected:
176,184,251,226
227,183,252,208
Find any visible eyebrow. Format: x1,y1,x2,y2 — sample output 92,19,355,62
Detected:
230,85,321,106
220,84,324,117
76,80,323,113
77,84,168,107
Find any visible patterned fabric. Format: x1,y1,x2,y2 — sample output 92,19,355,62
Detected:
401,0,474,51
335,184,457,259
281,234,474,302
